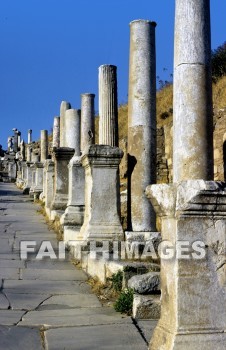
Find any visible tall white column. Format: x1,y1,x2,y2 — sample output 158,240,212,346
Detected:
99,65,119,147
128,20,157,233
81,93,95,152
173,0,213,182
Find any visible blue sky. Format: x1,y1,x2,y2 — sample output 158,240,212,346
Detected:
0,0,225,147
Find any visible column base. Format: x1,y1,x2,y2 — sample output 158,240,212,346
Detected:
150,325,226,350
80,223,124,241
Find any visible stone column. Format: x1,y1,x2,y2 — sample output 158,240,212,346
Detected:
21,140,26,161
18,132,21,147
60,101,71,147
28,129,32,144
79,145,123,241
146,1,225,349
52,116,60,148
127,20,157,233
60,111,84,242
44,160,55,218
64,109,81,149
13,129,18,153
98,65,119,147
173,0,213,182
40,130,48,162
81,93,95,152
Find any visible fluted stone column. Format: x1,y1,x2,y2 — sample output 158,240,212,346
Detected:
99,65,119,147
173,0,213,182
40,130,48,162
81,93,95,152
52,116,60,148
61,111,85,242
60,101,71,147
127,20,157,233
146,2,225,349
28,129,32,144
64,109,81,149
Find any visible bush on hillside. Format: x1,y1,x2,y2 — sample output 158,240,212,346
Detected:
212,41,226,82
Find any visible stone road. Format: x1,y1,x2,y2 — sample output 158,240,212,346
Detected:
0,183,156,349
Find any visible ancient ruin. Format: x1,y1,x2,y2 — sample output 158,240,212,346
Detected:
0,1,225,349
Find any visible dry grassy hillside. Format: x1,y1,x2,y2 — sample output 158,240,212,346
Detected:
110,75,226,141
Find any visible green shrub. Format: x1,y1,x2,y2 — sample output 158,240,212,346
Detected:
108,270,123,292
212,41,226,82
114,288,134,315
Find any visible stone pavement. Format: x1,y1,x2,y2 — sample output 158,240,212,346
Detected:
0,183,156,349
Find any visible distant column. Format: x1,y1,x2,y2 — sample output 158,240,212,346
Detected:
21,140,26,160
128,20,157,232
99,65,119,147
13,129,18,153
60,101,71,147
52,116,60,148
28,129,32,144
81,93,95,152
64,109,81,150
173,0,213,182
40,130,48,162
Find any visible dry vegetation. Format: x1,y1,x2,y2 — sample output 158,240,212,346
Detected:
112,75,226,140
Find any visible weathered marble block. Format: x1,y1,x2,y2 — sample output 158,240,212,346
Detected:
61,155,85,242
146,180,226,350
79,145,124,241
51,147,74,216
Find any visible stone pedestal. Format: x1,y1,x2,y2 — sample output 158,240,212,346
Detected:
51,148,74,219
99,65,119,147
22,162,33,194
79,145,124,240
61,109,83,241
33,162,44,200
61,156,85,242
44,160,55,218
29,164,37,197
127,20,157,234
146,180,226,350
8,161,17,182
81,93,95,151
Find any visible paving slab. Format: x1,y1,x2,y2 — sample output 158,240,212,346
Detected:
0,310,25,325
4,280,91,294
137,320,158,344
0,326,43,350
5,293,51,311
19,307,131,328
40,294,102,309
0,267,20,279
21,268,87,281
0,238,12,253
0,293,10,309
45,324,148,350
0,259,25,268
26,260,75,270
